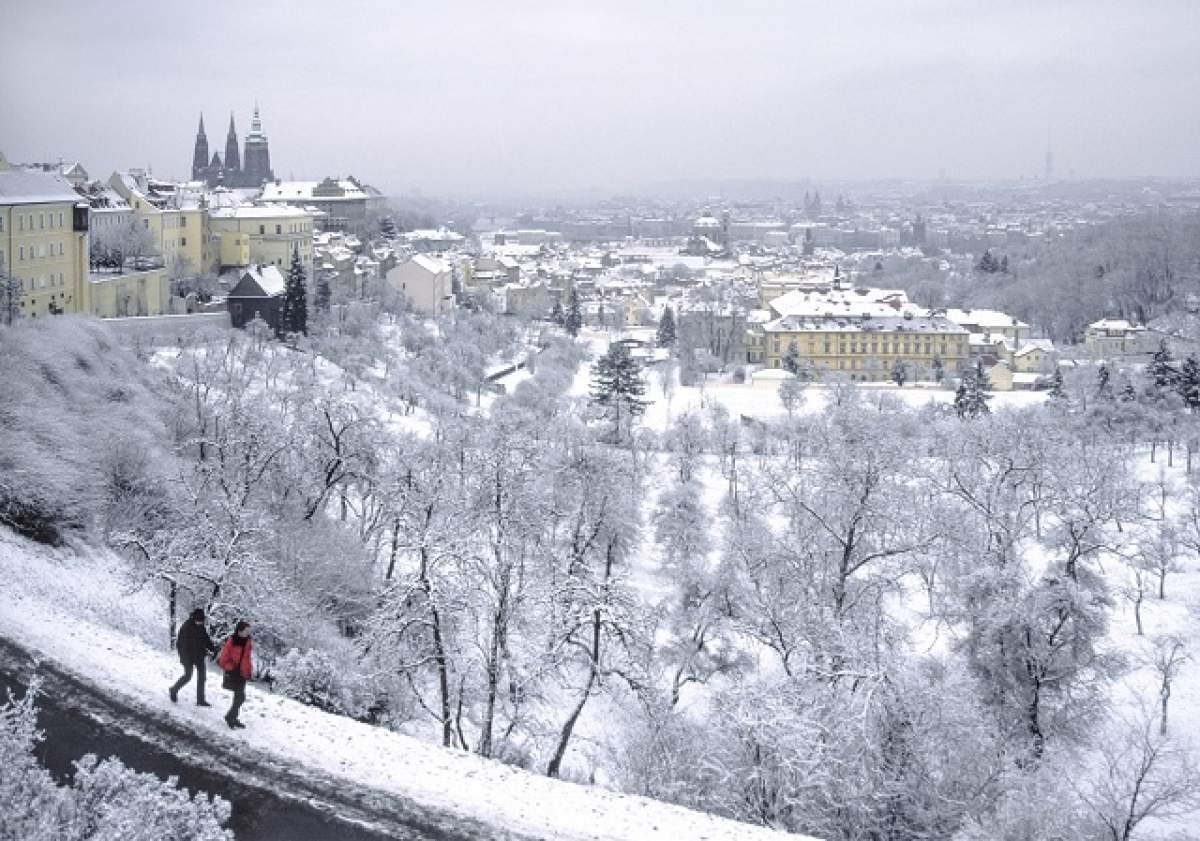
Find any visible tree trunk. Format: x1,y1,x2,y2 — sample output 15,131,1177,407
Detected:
167,580,178,650
1158,568,1167,600
1134,588,1144,636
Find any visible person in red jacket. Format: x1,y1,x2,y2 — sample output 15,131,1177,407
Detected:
216,620,253,729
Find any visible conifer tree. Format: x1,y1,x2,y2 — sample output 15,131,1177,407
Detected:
565,288,583,337
590,341,648,436
315,270,331,314
1150,340,1177,391
782,340,801,375
1049,365,1067,402
932,355,944,384
890,358,908,387
1096,362,1112,399
550,299,565,326
281,244,308,336
657,305,677,348
1178,355,1200,411
0,266,22,326
955,360,992,419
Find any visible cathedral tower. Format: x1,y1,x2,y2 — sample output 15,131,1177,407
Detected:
242,103,274,185
224,113,241,174
191,114,209,181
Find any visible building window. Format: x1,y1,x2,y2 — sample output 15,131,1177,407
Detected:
19,216,24,232
259,224,265,235
181,216,187,227
276,224,282,235
58,212,63,227
19,246,25,261
0,216,4,233
59,243,64,256
39,213,44,229
181,237,187,246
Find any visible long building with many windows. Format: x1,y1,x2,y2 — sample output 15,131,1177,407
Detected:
745,282,970,380
0,153,90,318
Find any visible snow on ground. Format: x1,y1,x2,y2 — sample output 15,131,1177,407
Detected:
571,329,1047,434
0,528,804,841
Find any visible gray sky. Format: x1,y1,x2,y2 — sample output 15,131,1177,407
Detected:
2,0,1198,198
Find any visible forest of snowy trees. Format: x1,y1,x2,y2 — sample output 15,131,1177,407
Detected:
2,293,1200,839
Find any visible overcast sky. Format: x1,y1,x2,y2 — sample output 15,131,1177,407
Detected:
2,0,1198,198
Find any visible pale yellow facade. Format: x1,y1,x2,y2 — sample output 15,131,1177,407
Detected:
87,267,172,318
747,318,970,382
0,161,91,318
209,206,313,271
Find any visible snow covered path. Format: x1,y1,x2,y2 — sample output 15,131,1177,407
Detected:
0,529,805,841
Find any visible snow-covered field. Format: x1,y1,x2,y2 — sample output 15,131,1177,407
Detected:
0,529,803,841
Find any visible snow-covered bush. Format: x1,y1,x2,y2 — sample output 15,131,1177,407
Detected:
0,682,72,838
0,681,231,841
273,645,374,719
0,317,173,545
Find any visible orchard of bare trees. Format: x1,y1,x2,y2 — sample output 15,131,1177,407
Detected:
3,308,1200,840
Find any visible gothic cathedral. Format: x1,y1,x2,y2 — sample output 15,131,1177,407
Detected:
192,105,274,188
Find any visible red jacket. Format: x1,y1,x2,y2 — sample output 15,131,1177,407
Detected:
217,637,253,679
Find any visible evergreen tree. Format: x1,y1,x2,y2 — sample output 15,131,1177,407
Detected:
782,340,801,375
976,250,998,273
379,215,398,239
315,270,331,313
890,358,908,387
1178,355,1200,411
0,266,22,326
590,341,649,435
954,361,992,419
564,288,583,337
1096,362,1113,399
657,305,677,348
932,355,944,384
1000,254,1009,274
1048,365,1067,402
281,244,309,336
1149,340,1177,391
550,299,565,326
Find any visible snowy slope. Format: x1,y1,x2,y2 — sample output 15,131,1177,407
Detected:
0,528,808,841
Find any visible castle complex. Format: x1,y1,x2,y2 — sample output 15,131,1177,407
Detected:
191,105,274,188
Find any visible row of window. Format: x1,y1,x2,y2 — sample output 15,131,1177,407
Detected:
17,272,66,290
1,209,67,234
256,222,312,235
10,242,66,262
772,337,960,357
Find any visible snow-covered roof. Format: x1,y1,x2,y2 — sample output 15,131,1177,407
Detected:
410,254,450,275
943,308,1029,330
1088,318,1142,332
1014,339,1055,356
210,203,310,220
0,168,81,205
260,180,370,202
239,264,285,296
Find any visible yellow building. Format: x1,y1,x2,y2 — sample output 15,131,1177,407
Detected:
1084,319,1147,356
748,313,969,381
87,267,172,318
0,153,91,317
208,204,313,271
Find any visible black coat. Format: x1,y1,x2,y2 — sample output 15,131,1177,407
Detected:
176,620,216,664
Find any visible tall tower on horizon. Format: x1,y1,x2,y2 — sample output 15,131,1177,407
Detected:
224,114,241,174
191,114,209,181
242,103,274,185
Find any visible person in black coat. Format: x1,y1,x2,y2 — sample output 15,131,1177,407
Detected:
169,608,217,706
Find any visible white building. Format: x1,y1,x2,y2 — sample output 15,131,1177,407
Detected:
386,254,454,315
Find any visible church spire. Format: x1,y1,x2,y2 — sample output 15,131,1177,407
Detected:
192,112,210,180
224,111,241,174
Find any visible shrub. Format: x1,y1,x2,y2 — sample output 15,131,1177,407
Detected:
273,645,374,719
0,680,232,841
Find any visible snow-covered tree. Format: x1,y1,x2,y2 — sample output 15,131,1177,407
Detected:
281,244,309,337
656,305,676,348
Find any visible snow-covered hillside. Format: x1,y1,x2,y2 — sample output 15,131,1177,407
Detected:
0,528,804,841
